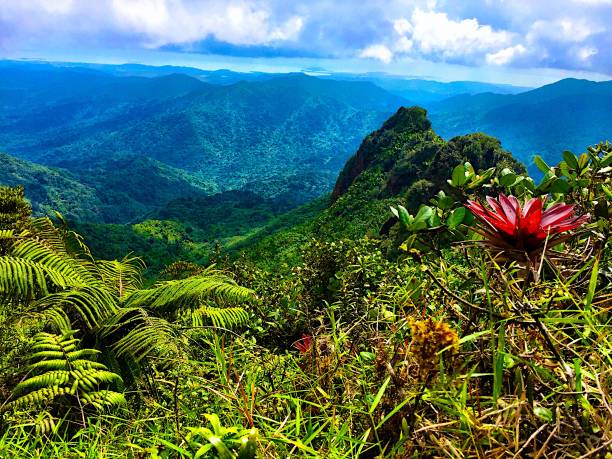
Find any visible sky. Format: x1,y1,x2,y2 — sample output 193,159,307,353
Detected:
1,0,611,86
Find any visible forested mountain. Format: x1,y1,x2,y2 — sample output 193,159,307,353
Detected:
0,152,214,222
323,72,529,104
233,107,524,267
0,61,407,214
428,78,612,172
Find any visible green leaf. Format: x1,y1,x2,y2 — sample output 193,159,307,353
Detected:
533,155,551,173
585,256,599,313
549,178,571,194
563,150,579,170
413,206,433,224
450,164,467,187
447,207,467,229
493,326,505,403
369,376,391,414
397,205,412,227
534,405,554,423
433,192,454,210
359,352,376,362
499,173,517,187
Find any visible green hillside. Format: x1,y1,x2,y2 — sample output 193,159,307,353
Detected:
0,152,214,223
429,78,612,172
0,62,406,202
1,102,609,457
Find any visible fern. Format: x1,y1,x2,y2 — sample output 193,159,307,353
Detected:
97,257,144,298
101,308,183,362
11,239,101,288
28,286,118,331
190,304,250,329
0,205,255,384
4,332,125,415
0,256,81,300
0,229,14,240
124,267,254,314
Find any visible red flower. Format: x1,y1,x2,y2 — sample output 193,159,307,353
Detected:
465,194,589,255
293,334,312,354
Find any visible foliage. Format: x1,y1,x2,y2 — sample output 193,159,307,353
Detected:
428,78,612,174
0,185,31,232
3,331,125,433
0,105,611,458
1,63,405,224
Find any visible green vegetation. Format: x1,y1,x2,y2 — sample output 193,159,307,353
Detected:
1,62,405,221
429,78,612,173
1,106,611,457
0,153,215,223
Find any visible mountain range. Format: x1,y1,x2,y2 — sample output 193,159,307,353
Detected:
1,60,611,230
428,78,612,170
0,61,408,222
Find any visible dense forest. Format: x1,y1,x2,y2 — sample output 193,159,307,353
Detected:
1,107,610,457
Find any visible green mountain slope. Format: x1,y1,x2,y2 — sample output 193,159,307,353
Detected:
0,152,214,223
0,152,103,221
74,107,522,272
428,78,612,172
0,62,407,201
234,107,523,268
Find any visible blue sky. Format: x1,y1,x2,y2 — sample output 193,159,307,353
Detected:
1,0,611,85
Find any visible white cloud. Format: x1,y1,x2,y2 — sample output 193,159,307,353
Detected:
359,44,393,63
486,44,527,65
393,18,412,35
110,0,304,47
394,36,414,53
407,8,512,57
527,18,602,43
577,46,598,60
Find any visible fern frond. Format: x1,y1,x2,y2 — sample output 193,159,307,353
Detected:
0,229,14,239
6,332,124,414
0,257,81,300
190,304,249,329
11,239,101,288
13,371,71,395
101,308,183,362
28,286,118,331
29,217,69,254
97,257,144,298
123,268,254,315
81,390,126,410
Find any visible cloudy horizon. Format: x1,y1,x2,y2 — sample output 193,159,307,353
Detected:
1,0,611,86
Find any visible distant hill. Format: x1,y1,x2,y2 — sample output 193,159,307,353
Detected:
0,61,407,207
324,73,529,104
428,78,612,173
0,152,102,221
0,152,214,223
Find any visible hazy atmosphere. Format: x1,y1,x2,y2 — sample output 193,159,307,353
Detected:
2,0,612,84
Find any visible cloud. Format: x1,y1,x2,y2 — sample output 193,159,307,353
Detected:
486,44,527,65
0,0,611,76
359,44,393,64
110,0,303,47
407,8,512,58
577,46,598,61
527,18,602,44
0,0,304,50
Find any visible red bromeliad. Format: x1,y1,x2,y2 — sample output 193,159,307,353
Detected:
465,194,589,257
294,334,313,354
